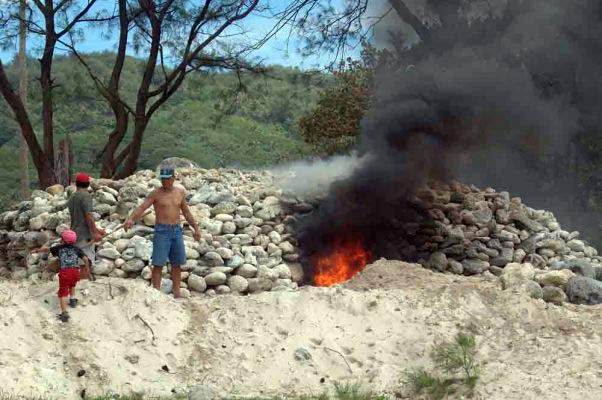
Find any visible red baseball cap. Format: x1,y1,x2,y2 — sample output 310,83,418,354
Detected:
75,172,90,183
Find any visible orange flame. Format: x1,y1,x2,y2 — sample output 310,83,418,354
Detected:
311,237,370,286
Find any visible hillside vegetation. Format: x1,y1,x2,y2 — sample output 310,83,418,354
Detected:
0,52,330,207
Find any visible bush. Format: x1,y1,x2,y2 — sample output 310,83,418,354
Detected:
298,48,377,156
405,332,480,400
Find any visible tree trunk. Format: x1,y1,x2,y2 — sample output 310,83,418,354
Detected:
100,105,128,178
41,0,56,176
0,61,55,188
18,0,29,198
115,117,147,179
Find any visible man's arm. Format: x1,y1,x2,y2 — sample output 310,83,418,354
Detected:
85,213,106,242
81,194,106,241
124,191,156,231
180,191,201,241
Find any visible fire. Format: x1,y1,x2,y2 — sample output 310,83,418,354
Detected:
311,237,370,286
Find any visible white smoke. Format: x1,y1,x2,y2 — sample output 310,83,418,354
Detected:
271,153,368,199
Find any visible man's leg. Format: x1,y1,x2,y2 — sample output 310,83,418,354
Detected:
76,240,95,280
169,226,186,299
171,265,181,298
151,266,163,290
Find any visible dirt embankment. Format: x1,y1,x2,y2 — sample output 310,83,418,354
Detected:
1,259,601,399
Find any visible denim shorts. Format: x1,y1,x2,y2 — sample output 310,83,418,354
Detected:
151,224,187,267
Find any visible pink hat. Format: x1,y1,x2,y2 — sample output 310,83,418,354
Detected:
62,229,77,244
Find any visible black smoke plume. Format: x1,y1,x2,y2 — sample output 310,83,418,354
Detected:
297,0,602,278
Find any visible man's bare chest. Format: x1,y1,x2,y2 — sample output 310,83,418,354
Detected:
154,193,181,209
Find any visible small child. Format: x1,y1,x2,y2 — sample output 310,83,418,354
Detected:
49,229,89,322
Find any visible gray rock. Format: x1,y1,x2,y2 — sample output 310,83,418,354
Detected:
121,248,136,261
214,214,234,222
247,278,261,293
215,285,231,294
551,259,595,279
222,221,237,234
491,248,514,267
209,266,233,274
203,251,224,267
237,205,254,218
495,208,510,224
595,266,602,281
268,231,282,244
187,274,207,292
227,275,249,293
443,244,465,256
273,264,292,279
234,217,252,229
205,221,223,236
462,259,489,275
204,272,227,286
278,241,295,254
542,286,566,305
92,258,114,275
294,347,312,361
513,248,527,263
538,248,556,258
216,247,233,260
487,239,503,251
488,265,503,276
501,262,535,289
565,276,602,305
537,239,567,253
236,264,258,278
97,248,121,260
448,259,463,275
160,278,173,294
509,204,544,232
426,252,447,272
535,269,575,288
29,212,50,230
184,247,200,260
523,253,546,269
226,255,244,269
523,280,543,299
122,259,145,272
211,202,237,215
473,207,493,225
567,239,586,253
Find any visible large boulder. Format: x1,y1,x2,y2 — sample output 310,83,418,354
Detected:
551,259,595,279
565,276,602,305
187,274,207,293
535,269,575,288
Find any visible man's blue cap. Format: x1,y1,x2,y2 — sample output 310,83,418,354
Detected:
159,168,175,179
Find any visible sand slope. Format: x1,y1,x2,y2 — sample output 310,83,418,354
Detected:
1,260,601,399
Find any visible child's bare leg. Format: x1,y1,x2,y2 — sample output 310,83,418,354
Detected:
59,296,68,313
69,287,76,298
171,265,181,298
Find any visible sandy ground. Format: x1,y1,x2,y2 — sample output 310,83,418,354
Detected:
1,259,602,399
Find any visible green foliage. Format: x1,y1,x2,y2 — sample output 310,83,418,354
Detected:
405,369,454,400
405,332,480,400
0,54,328,209
298,47,378,156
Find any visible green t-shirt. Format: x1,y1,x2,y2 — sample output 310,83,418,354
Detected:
67,190,93,242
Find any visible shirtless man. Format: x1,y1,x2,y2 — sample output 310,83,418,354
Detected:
124,167,201,298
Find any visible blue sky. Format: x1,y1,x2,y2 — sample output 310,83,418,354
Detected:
0,1,363,70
